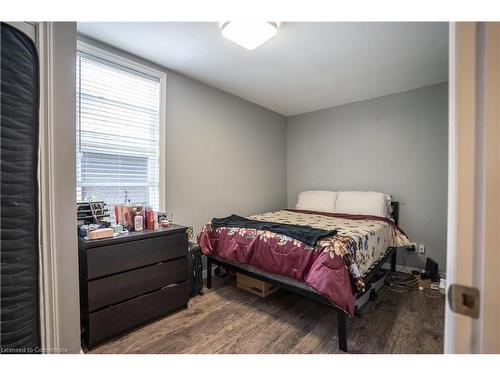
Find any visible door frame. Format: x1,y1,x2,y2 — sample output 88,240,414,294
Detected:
36,22,81,354
480,22,500,353
445,22,500,354
37,21,62,353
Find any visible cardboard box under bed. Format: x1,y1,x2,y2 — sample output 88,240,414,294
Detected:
236,272,280,297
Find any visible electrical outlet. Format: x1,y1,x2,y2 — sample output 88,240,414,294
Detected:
410,242,417,252
418,244,425,254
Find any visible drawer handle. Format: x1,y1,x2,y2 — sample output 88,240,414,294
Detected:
162,283,180,289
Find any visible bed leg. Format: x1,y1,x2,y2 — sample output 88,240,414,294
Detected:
206,257,213,289
390,248,397,272
337,309,347,352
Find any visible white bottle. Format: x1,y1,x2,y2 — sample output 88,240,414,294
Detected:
134,214,144,231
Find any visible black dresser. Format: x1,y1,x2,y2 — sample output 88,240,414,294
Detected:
78,225,189,348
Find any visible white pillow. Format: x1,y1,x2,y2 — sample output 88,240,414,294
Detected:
295,191,337,213
335,191,391,217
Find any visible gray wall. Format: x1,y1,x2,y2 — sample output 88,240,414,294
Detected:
165,72,287,234
44,31,447,354
78,35,287,236
286,83,448,271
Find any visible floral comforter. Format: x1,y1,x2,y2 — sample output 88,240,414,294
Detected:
197,209,410,316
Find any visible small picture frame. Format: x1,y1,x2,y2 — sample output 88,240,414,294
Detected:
157,211,168,222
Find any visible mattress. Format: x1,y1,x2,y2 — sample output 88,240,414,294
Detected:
198,209,410,316
0,22,40,352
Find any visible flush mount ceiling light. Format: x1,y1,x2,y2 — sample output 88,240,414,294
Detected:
220,21,279,50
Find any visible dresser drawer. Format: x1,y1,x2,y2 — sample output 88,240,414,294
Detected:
87,257,188,312
86,232,187,279
88,281,189,347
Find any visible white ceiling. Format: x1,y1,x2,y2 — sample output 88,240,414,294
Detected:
77,22,448,116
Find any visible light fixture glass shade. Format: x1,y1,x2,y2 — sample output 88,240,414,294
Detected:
220,22,278,50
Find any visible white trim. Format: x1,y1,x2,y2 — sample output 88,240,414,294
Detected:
77,40,165,79
37,22,61,353
474,23,487,353
444,22,458,354
76,39,167,211
159,74,167,210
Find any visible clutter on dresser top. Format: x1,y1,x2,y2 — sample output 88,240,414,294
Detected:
77,200,174,240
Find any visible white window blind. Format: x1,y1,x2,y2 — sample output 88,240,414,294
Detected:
76,52,161,212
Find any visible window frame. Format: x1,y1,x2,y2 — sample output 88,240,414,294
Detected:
76,38,167,211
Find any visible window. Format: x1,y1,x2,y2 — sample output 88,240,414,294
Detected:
76,48,163,213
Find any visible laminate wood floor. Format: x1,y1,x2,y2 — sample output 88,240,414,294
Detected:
89,276,445,354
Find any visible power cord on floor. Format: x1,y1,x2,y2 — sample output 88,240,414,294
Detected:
385,272,419,293
385,248,419,293
399,247,413,274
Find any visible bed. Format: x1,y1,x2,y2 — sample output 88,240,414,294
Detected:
197,194,410,352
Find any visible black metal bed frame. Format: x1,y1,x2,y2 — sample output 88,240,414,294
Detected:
205,202,401,353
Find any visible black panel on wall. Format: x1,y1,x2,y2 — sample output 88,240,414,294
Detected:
0,22,40,353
